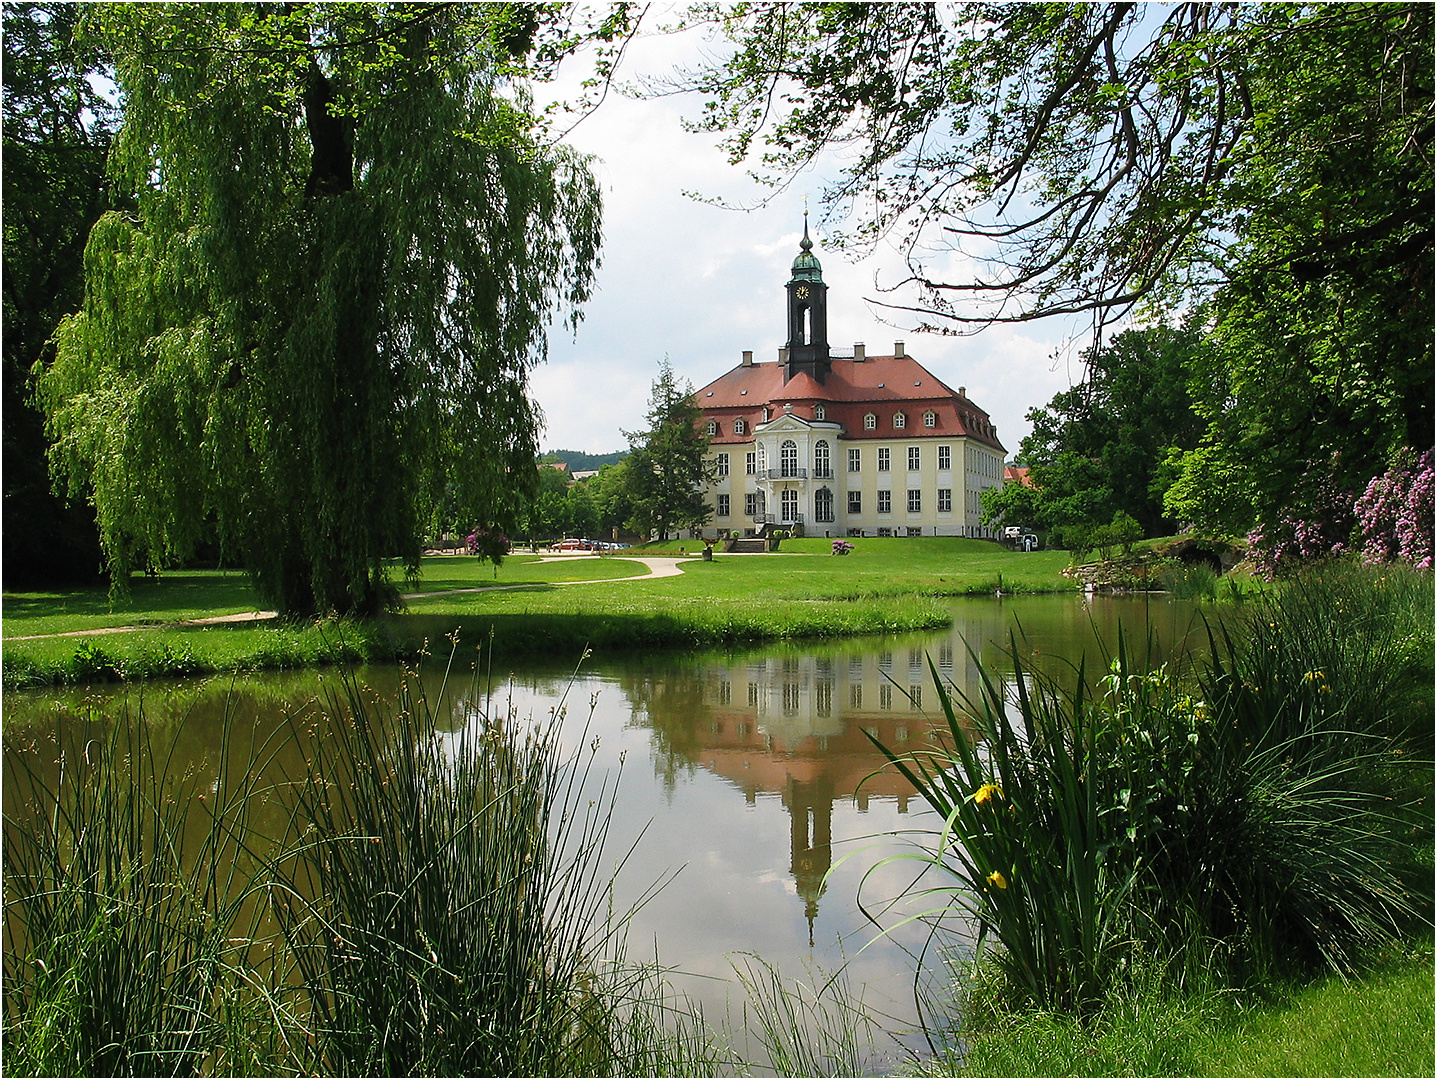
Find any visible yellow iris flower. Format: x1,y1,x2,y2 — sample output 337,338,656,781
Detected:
987,870,1008,890
973,783,1003,805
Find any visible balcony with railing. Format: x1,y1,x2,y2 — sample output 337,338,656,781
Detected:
765,467,809,480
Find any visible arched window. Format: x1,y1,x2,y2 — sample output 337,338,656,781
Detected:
706,420,718,436
762,405,772,422
923,411,936,428
813,439,831,478
780,439,798,478
814,404,826,421
893,412,907,429
734,418,746,435
864,413,877,430
814,487,835,523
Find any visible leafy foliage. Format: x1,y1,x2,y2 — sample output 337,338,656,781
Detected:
622,360,713,541
1,2,116,586
981,326,1205,539
36,4,604,616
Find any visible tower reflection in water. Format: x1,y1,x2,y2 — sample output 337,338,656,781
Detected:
618,637,987,940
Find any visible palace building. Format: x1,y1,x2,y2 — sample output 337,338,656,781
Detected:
694,220,1006,539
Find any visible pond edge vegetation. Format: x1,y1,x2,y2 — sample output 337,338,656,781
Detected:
3,561,1432,1076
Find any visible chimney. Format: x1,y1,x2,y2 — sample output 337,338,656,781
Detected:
778,347,789,362
894,341,905,357
741,350,754,367
854,343,866,362
958,386,966,397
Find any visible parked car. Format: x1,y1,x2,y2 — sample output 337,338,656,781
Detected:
552,538,595,551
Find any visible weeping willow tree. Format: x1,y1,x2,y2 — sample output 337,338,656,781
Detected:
37,3,608,616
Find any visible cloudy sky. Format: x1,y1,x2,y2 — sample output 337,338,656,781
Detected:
534,12,1094,457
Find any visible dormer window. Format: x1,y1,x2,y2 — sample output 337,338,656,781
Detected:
706,420,718,437
893,412,907,429
923,411,936,428
815,404,826,421
864,413,877,430
734,418,746,435
762,406,772,422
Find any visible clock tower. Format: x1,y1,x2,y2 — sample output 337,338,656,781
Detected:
785,213,830,383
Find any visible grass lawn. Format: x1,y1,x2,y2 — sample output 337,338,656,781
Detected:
938,951,1435,1078
2,538,1074,688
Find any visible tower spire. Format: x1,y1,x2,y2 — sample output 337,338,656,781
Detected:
785,209,829,382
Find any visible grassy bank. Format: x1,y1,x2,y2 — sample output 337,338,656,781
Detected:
3,539,1072,688
931,949,1434,1077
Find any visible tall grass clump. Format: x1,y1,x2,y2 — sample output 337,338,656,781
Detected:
2,706,271,1075
266,655,700,1075
868,562,1433,1018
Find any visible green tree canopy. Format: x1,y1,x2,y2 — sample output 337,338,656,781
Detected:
2,1,116,585
622,360,712,541
982,326,1206,538
681,2,1432,535
36,3,605,615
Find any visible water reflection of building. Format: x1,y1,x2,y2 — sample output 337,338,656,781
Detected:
624,641,988,939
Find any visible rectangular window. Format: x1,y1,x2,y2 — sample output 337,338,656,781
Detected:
877,447,890,472
744,492,758,516
815,682,832,717
716,453,729,477
846,527,863,537
909,685,923,709
745,452,756,475
849,683,863,707
877,490,892,514
907,446,920,471
877,526,893,536
938,445,951,470
847,490,862,514
848,447,861,472
717,494,730,517
908,489,921,513
907,526,923,537
879,684,893,710
719,680,731,705
938,488,952,513
747,683,759,707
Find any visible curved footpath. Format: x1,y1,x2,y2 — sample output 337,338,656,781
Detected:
7,555,692,641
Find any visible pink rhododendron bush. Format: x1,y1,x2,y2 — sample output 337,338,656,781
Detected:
1248,448,1434,577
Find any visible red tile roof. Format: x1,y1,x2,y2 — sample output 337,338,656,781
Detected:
695,357,1005,451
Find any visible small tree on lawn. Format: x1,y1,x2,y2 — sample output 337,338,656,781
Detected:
623,360,712,541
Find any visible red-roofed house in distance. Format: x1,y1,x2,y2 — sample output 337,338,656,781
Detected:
695,220,1006,539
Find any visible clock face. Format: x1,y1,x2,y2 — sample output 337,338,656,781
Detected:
795,285,810,299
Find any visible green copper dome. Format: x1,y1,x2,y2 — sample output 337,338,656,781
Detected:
789,214,824,284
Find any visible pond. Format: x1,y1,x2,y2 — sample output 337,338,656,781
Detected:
3,593,1212,1072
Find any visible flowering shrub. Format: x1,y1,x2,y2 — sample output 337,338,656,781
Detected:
466,528,510,575
1246,469,1354,579
831,539,854,556
1354,448,1434,569
1250,449,1436,578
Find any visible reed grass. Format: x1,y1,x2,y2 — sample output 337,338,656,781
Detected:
3,649,724,1076
865,562,1433,1017
2,702,277,1075
730,954,878,1077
